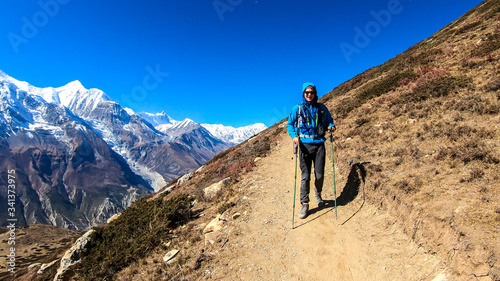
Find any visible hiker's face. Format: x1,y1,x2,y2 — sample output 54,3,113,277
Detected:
304,89,316,102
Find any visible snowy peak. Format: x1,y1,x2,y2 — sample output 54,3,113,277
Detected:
54,81,113,116
157,118,199,136
173,118,197,130
145,111,268,144
202,123,267,144
0,70,113,116
0,69,8,79
0,69,15,82
0,70,38,96
58,80,85,92
138,111,174,127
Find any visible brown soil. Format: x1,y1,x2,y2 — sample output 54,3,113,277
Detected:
0,224,83,281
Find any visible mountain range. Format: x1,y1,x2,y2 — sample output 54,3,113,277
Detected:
0,71,266,230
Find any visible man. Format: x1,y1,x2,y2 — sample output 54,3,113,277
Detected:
287,82,336,219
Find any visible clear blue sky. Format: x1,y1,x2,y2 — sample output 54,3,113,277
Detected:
1,0,483,127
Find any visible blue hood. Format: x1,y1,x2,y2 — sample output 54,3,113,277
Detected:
302,82,318,105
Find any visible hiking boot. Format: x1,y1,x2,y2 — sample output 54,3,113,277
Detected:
298,204,309,219
315,193,325,208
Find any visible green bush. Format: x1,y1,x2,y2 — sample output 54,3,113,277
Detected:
73,194,194,280
470,32,500,57
437,138,499,165
454,21,482,35
476,0,500,19
394,75,472,105
335,70,415,118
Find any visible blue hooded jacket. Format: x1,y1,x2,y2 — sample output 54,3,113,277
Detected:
287,83,335,144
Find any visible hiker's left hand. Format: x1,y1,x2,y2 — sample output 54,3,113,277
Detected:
328,126,336,133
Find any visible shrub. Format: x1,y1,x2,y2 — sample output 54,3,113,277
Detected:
460,167,485,182
358,70,415,102
218,202,235,214
484,77,500,92
477,0,500,20
335,96,362,119
354,117,371,128
324,66,381,100
409,48,444,66
470,32,500,57
454,21,482,35
395,75,472,105
453,94,500,115
335,70,415,118
443,124,495,142
437,138,499,165
394,179,411,194
73,194,194,280
393,176,423,194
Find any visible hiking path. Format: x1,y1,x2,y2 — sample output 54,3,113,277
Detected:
205,130,447,281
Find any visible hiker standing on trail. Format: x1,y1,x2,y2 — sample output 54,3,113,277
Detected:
287,83,336,219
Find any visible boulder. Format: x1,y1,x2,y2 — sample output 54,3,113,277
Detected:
204,232,219,245
106,213,121,224
195,165,206,173
203,214,224,234
53,229,94,281
37,260,57,274
28,263,41,271
177,172,193,185
204,177,231,199
203,214,228,245
156,185,175,197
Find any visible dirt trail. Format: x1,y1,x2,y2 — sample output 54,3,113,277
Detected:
206,131,447,281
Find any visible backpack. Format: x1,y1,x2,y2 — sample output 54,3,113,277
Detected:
297,103,326,139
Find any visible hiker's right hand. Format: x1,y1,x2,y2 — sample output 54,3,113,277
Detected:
293,137,300,146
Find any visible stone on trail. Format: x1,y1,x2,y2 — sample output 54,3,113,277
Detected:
204,177,231,199
163,249,180,263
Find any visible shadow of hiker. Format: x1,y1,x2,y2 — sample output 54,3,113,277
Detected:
294,162,369,228
336,162,368,206
338,162,369,225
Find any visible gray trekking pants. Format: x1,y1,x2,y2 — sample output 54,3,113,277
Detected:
299,142,325,204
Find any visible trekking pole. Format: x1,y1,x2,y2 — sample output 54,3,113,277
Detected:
292,142,298,229
329,131,338,219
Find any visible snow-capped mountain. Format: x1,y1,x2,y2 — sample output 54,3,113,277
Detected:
202,123,267,145
1,72,234,191
140,111,267,146
0,70,266,230
0,74,153,230
137,111,175,127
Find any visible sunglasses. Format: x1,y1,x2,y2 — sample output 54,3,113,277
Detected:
304,91,316,95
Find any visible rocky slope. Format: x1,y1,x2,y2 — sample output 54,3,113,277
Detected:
0,80,153,230
6,0,499,280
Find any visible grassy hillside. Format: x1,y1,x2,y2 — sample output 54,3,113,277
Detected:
322,0,500,278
